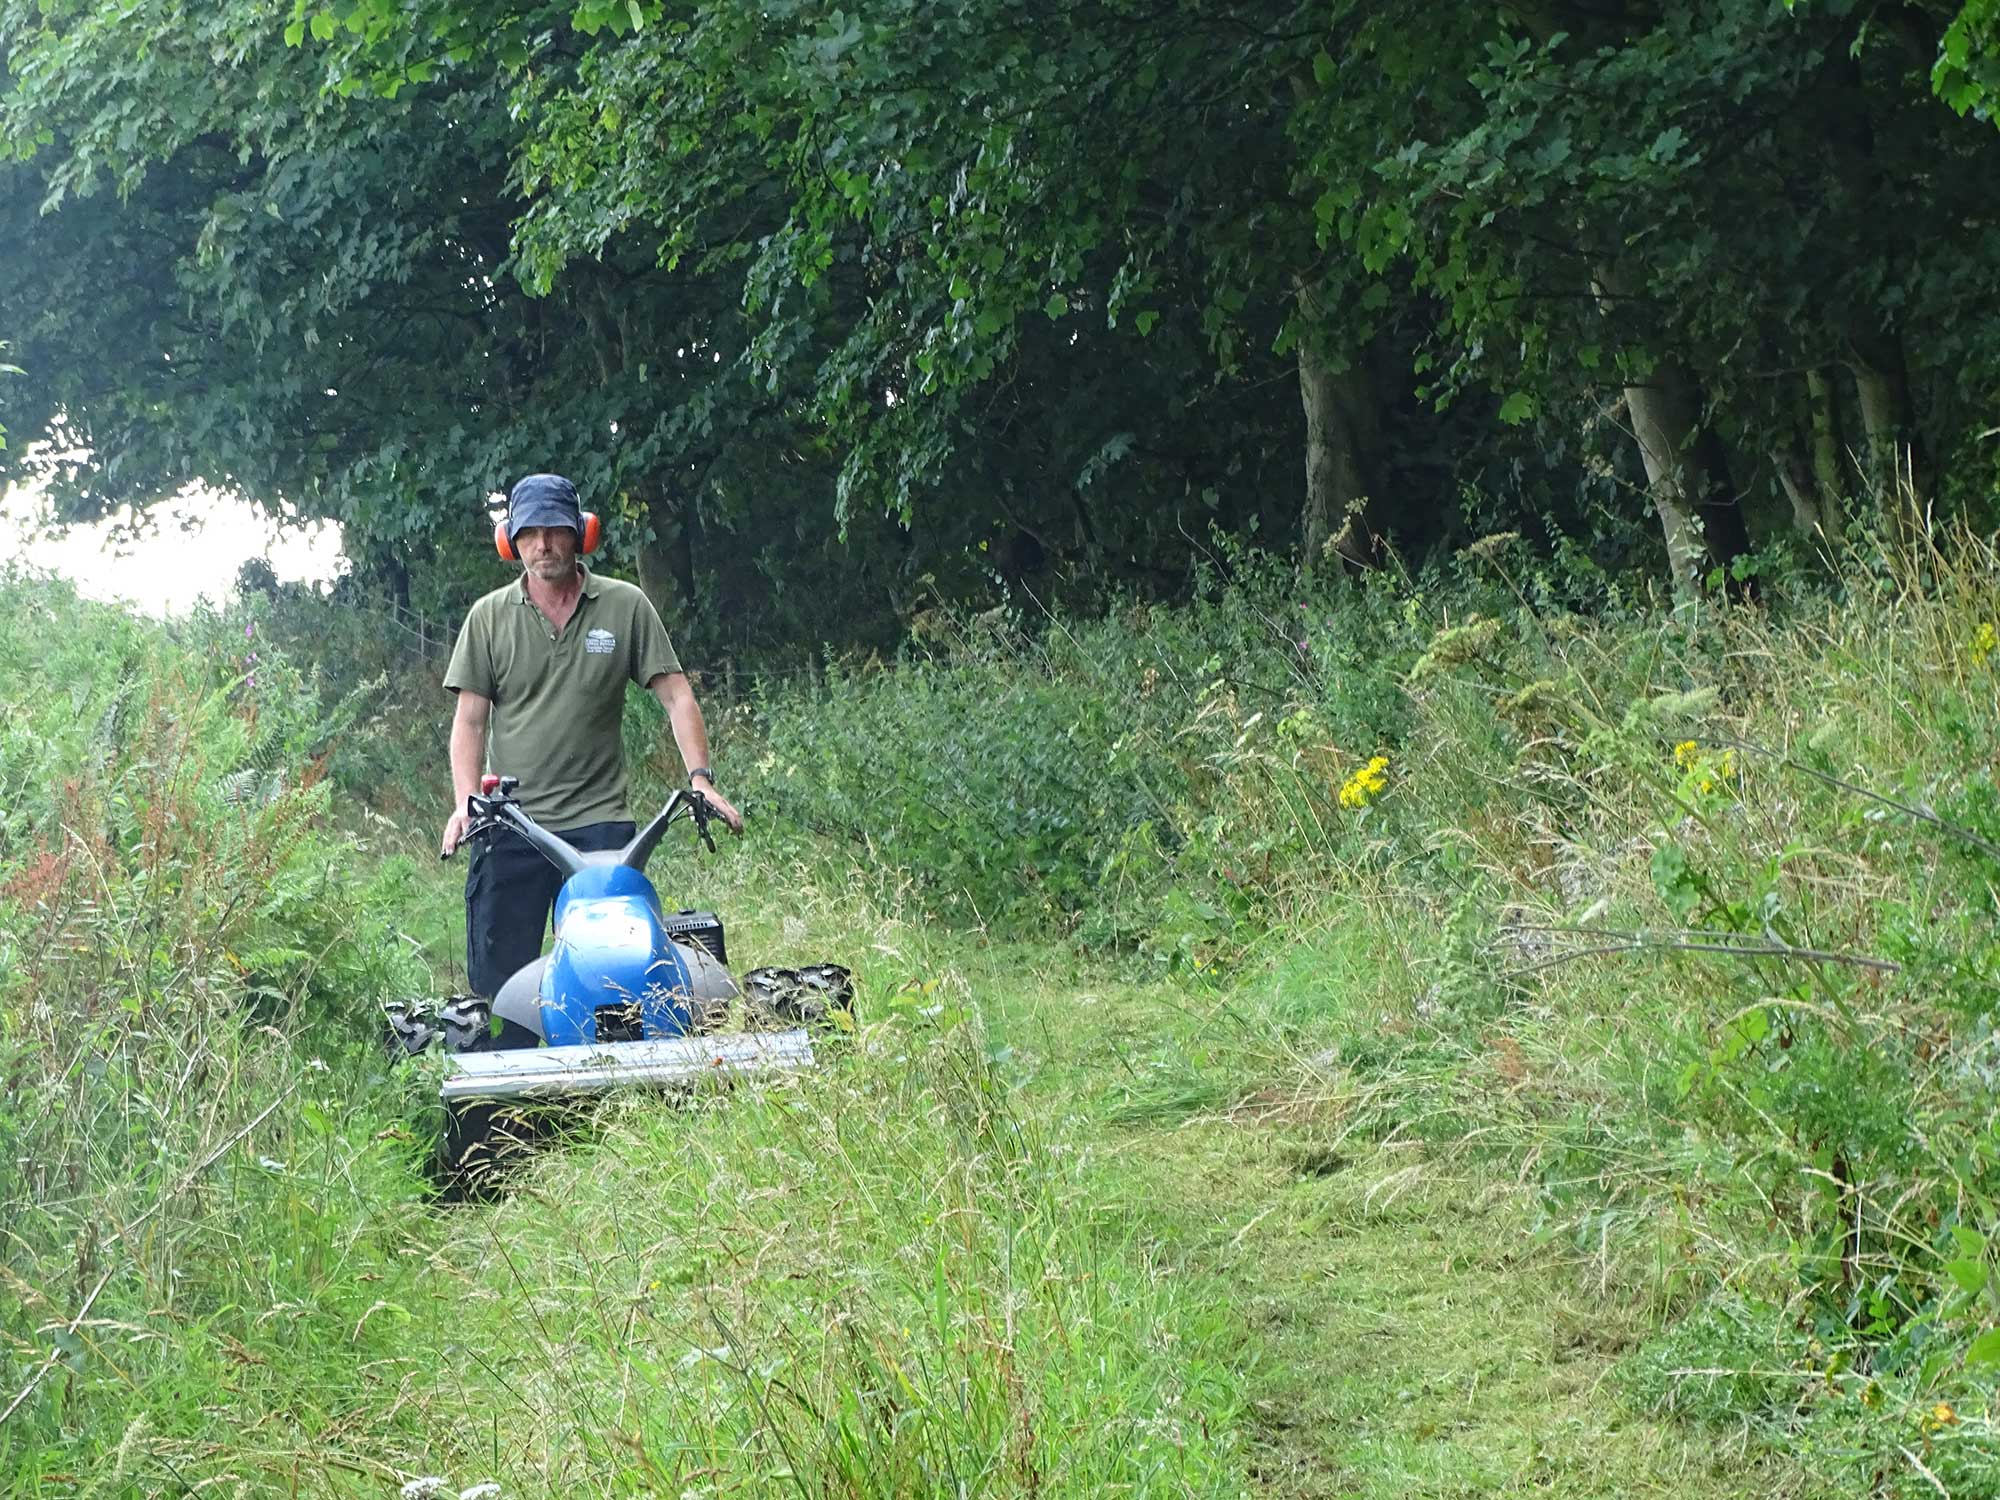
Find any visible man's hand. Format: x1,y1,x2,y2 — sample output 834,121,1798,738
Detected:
651,675,740,835
443,691,490,859
693,781,744,835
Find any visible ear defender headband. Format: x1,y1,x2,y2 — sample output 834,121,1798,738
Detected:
493,512,601,561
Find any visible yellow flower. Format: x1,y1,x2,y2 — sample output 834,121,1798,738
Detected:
1339,755,1390,809
1677,741,1738,797
1973,622,1997,668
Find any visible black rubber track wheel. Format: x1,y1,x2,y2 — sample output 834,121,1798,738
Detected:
742,964,856,1030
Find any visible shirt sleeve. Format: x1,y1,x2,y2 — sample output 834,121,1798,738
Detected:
629,590,683,685
443,600,496,698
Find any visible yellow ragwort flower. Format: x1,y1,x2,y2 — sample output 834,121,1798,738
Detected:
1973,622,1997,668
1673,739,1699,769
1339,755,1390,809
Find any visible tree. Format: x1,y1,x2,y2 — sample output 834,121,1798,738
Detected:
0,1,857,649
304,0,1467,570
11,0,2000,631
3,1,1381,645
1342,0,2000,588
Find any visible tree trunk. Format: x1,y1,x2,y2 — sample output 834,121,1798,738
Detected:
1774,369,1844,541
1775,439,1825,536
1622,367,1715,604
1690,425,1749,575
634,502,680,624
1592,259,1738,599
1817,52,1929,534
1848,328,1929,534
1297,340,1378,572
1807,366,1844,529
357,547,412,609
676,495,702,611
580,277,626,386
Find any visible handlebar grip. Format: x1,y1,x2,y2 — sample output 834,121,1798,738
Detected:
443,805,501,859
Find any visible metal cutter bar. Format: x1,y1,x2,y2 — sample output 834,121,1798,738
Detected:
439,1028,816,1102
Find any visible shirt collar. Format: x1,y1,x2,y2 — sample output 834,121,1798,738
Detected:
514,566,599,603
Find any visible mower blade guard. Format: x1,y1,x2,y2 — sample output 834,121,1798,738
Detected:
438,1027,816,1103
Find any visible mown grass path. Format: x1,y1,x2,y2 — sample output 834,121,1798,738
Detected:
981,967,1827,1499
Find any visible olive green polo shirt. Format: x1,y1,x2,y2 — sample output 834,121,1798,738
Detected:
444,570,683,830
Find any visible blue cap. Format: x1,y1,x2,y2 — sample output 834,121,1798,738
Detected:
506,473,583,548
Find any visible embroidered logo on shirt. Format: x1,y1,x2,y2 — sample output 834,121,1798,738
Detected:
584,628,617,655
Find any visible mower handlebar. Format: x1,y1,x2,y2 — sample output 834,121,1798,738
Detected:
449,781,718,873
689,790,719,854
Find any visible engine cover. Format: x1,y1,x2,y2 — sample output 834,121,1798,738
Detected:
542,866,695,1044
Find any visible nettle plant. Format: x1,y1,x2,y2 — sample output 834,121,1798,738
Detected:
1612,713,2000,1376
1388,544,2000,1382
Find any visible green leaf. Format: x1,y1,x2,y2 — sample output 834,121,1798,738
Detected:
1135,310,1158,336
628,0,645,30
1947,1258,1990,1295
1498,391,1534,424
310,11,337,41
1650,843,1701,922
1044,292,1069,319
1673,1060,1700,1099
1968,1327,2000,1366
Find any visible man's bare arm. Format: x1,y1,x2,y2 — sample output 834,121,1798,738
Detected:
649,672,743,833
440,689,491,856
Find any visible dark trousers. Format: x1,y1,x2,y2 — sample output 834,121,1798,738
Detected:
465,820,635,1046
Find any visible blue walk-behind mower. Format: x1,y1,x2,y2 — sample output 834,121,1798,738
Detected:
384,774,852,1185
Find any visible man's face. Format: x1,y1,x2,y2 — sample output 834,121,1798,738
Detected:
516,525,579,582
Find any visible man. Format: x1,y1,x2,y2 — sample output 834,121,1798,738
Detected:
439,473,742,1041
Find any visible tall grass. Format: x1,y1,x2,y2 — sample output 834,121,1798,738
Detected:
726,526,2000,1486
10,520,2000,1492
0,571,1248,1495
377,1005,1243,1495
0,573,443,1491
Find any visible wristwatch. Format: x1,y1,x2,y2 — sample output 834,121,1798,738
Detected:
687,766,715,785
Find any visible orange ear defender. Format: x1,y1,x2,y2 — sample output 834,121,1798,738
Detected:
493,512,602,559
